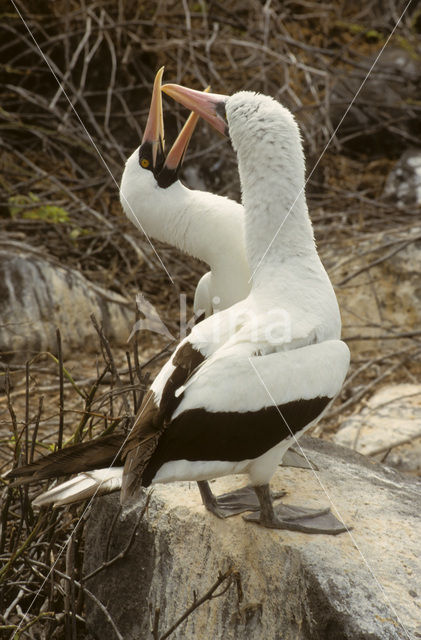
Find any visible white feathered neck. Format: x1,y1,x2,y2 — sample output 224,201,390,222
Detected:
226,92,316,286
120,152,250,307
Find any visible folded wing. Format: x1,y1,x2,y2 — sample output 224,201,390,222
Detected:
140,340,350,486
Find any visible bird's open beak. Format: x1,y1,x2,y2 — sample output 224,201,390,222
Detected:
162,84,228,136
142,67,165,168
157,87,211,188
163,87,211,173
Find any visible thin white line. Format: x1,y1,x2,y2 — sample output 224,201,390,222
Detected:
10,0,174,285
8,4,173,626
248,357,412,640
249,0,413,282
13,389,154,634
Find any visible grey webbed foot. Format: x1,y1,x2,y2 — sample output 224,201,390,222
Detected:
243,484,348,535
197,481,285,518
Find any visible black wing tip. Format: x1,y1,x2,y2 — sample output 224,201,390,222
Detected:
5,464,39,479
120,472,141,506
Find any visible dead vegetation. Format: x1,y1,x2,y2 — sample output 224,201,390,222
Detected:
1,0,421,637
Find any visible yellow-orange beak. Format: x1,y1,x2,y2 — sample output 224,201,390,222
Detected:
162,83,228,136
163,86,211,172
142,66,165,168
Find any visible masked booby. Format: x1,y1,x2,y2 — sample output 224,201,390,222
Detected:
122,68,312,474
120,67,249,317
8,88,349,534
119,85,350,533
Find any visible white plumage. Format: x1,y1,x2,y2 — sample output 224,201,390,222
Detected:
120,155,250,314
154,340,349,487
15,87,350,533
119,88,350,531
33,469,123,507
138,90,348,486
119,69,250,316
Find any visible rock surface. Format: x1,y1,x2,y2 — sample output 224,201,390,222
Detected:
83,437,421,640
335,384,421,475
0,244,134,365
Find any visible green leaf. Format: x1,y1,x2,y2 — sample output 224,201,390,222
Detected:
8,193,70,223
69,227,90,239
365,29,383,41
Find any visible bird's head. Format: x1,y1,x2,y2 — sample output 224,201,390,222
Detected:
137,67,204,189
120,68,205,237
161,84,302,169
161,83,229,138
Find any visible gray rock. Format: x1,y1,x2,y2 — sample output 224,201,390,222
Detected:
83,437,420,640
0,243,134,365
335,384,421,474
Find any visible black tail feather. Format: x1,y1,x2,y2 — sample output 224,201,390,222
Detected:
7,433,126,483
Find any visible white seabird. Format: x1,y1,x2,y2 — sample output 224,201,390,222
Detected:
8,87,349,534
119,86,350,532
121,68,325,473
120,67,249,318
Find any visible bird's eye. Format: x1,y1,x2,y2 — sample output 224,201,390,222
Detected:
140,158,150,168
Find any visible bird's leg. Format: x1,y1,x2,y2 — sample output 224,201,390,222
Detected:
196,480,285,519
243,484,348,535
197,480,222,516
